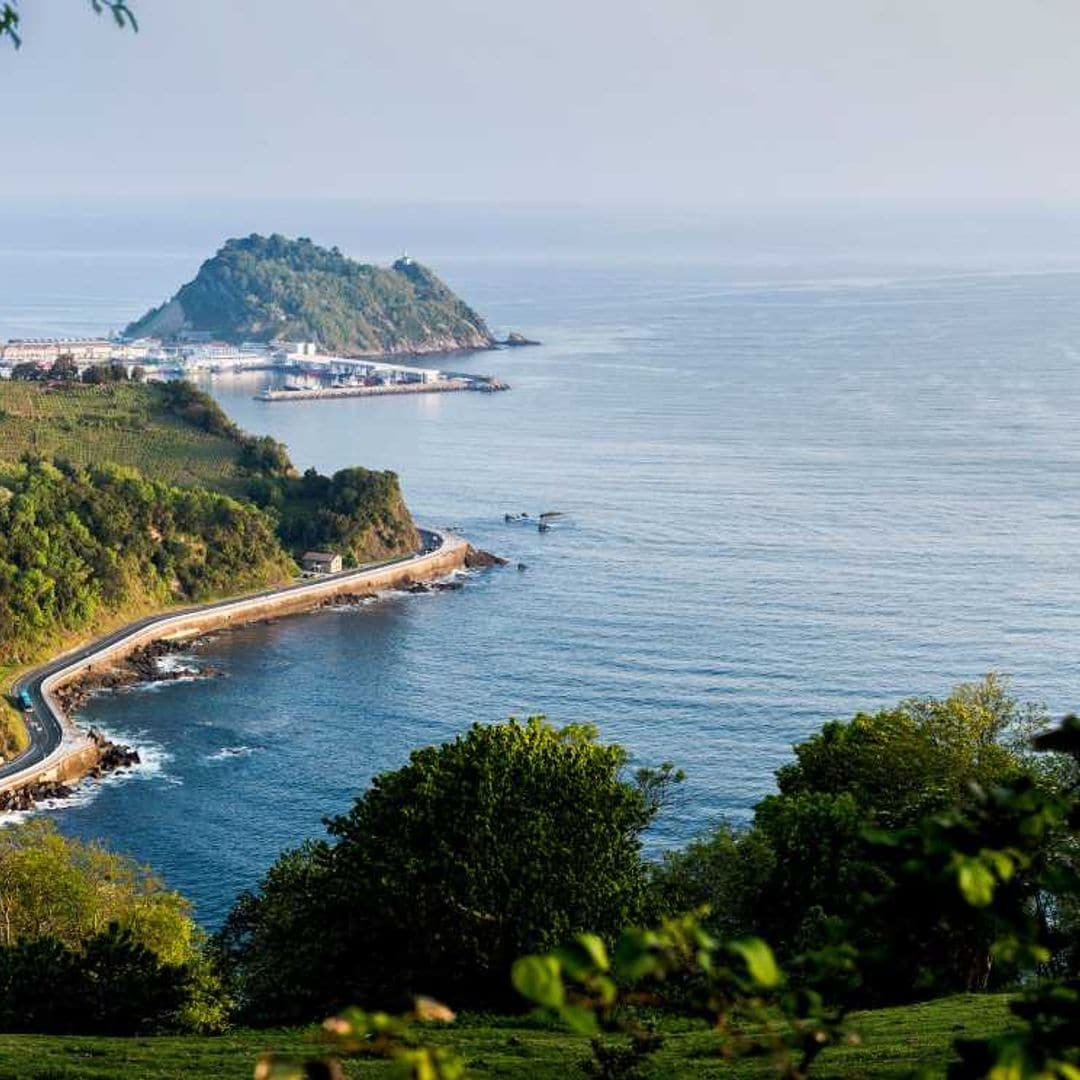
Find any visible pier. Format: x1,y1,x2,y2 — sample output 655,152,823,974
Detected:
256,376,508,402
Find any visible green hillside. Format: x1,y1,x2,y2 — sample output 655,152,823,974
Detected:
0,379,418,758
0,994,1015,1080
0,381,249,495
125,234,496,355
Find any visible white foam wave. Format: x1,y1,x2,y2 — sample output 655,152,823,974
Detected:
206,745,258,762
155,653,198,674
119,674,204,694
0,730,172,824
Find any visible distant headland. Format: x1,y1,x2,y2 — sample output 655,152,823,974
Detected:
125,234,535,358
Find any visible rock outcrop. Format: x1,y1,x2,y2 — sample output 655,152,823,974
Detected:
464,545,509,569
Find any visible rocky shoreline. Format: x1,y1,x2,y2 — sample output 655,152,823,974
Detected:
1,640,216,814
0,730,140,813
464,545,510,569
55,637,221,715
2,546,506,815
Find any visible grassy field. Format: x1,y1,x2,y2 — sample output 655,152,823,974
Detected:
0,382,247,494
0,994,1014,1079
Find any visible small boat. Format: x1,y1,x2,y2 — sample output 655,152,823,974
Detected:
539,511,566,521
538,521,551,533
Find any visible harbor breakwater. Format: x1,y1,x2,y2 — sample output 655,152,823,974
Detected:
257,378,508,402
0,530,469,805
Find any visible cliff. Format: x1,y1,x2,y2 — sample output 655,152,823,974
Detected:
125,234,496,356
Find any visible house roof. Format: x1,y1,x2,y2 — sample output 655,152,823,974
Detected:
302,551,340,561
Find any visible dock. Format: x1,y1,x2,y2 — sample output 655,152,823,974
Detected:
256,377,508,402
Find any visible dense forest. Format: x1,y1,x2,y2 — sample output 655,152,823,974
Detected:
0,457,293,667
125,234,496,355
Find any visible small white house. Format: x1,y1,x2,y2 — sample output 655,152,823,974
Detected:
302,551,343,574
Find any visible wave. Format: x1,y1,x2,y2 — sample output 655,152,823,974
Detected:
118,674,204,694
155,653,199,674
0,730,172,825
206,745,259,762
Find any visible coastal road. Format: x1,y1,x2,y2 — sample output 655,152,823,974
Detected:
0,529,455,792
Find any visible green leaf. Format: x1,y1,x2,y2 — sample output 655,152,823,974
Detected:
982,848,1015,882
511,955,565,1009
592,974,617,1007
955,855,996,907
613,930,659,981
729,938,782,989
554,933,609,979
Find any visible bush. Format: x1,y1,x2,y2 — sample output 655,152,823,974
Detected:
0,822,229,1034
218,718,682,1024
0,926,191,1035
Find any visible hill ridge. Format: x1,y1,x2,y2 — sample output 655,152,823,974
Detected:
125,234,496,356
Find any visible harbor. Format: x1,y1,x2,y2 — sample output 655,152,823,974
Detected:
0,337,510,400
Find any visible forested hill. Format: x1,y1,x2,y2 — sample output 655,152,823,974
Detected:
125,234,496,356
0,380,419,759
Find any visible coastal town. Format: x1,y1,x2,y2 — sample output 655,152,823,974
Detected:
0,335,510,400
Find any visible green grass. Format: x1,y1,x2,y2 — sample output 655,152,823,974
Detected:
0,994,1015,1079
0,382,247,494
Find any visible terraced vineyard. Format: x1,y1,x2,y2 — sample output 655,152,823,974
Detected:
0,382,247,494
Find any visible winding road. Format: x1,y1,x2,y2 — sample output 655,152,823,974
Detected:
0,528,462,794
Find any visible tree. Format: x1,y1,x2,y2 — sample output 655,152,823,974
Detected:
0,821,229,1034
775,674,1031,826
1,1,136,50
0,818,194,962
9,361,41,381
48,354,78,381
650,677,1057,1001
218,717,682,1023
0,925,190,1035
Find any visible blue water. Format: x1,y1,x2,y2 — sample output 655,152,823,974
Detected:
3,202,1080,925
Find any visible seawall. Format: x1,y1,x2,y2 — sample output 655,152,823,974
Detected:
0,531,468,799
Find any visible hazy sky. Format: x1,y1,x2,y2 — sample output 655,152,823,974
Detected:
3,0,1080,203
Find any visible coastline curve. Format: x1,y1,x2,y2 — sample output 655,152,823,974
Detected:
0,528,468,801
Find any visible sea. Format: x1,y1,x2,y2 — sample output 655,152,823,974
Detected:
2,200,1080,926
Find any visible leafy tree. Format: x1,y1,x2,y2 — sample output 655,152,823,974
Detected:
775,674,1032,825
238,434,292,477
0,821,229,1034
0,819,194,962
0,925,191,1035
9,361,42,381
651,677,1057,1001
1,1,137,49
218,718,683,1023
48,354,79,381
277,465,420,564
0,457,294,664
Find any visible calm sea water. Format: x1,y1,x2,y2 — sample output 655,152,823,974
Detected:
3,202,1080,925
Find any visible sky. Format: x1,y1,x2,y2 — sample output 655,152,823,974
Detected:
3,0,1080,204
